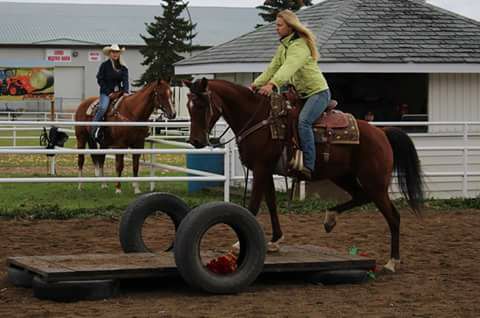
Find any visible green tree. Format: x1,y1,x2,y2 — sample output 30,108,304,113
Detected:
256,0,313,27
136,0,196,85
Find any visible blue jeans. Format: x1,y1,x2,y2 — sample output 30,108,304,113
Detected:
298,89,331,171
94,93,110,123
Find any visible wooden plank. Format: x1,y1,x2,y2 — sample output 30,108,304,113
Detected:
8,253,176,283
7,256,74,280
263,245,375,272
7,245,375,283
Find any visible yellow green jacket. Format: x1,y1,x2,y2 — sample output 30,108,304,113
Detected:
253,33,328,98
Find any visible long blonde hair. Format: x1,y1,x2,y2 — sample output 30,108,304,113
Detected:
277,10,319,61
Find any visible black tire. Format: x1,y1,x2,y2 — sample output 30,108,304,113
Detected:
32,277,118,302
7,266,34,288
174,202,266,294
306,270,369,285
119,192,190,253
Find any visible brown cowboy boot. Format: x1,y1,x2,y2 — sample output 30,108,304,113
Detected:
298,167,312,181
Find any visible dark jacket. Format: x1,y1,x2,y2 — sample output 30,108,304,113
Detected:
96,60,129,95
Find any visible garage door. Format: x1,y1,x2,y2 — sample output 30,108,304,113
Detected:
54,67,84,112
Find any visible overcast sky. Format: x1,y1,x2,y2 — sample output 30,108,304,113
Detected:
1,0,479,21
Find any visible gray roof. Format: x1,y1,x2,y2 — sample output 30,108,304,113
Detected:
177,0,480,66
0,2,262,47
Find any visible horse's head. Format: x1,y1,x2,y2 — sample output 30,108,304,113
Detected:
152,80,176,120
183,78,222,148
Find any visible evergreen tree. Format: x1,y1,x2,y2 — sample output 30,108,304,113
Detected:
136,0,196,85
256,0,313,27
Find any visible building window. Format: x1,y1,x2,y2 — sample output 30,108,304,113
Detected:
325,73,428,132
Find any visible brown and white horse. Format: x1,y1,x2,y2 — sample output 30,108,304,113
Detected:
74,80,176,194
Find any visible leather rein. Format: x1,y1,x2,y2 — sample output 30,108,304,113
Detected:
199,89,283,147
112,84,166,121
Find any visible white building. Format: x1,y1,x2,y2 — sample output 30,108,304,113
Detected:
0,2,261,111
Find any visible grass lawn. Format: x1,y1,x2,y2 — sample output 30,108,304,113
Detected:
0,130,479,219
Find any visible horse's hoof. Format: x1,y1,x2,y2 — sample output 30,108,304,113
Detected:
383,258,401,273
231,241,240,255
324,221,336,233
267,235,284,253
267,242,281,253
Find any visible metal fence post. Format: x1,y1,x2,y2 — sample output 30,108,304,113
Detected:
299,181,306,201
49,156,57,176
224,142,231,202
463,123,468,198
150,141,156,192
12,126,16,147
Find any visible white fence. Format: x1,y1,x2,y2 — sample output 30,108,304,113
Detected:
0,120,231,201
372,122,480,199
1,119,480,200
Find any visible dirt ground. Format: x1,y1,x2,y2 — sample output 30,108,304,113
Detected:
0,209,479,318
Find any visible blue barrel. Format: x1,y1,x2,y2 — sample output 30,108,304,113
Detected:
186,153,224,192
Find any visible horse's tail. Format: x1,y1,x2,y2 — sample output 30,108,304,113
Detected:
383,127,424,215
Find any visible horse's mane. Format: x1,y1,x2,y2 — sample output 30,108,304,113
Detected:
133,81,156,94
124,81,158,103
207,79,270,109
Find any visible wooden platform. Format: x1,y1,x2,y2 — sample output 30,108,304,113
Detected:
7,245,375,283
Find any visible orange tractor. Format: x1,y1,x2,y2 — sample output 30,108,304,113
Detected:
4,75,34,96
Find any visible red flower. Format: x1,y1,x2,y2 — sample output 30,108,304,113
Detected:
206,252,238,274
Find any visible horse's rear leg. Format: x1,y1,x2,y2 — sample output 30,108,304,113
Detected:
324,174,371,232
361,177,401,272
115,154,124,194
132,154,141,194
87,139,107,189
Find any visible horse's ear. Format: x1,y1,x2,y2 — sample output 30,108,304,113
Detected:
159,77,171,85
182,80,192,88
199,77,208,91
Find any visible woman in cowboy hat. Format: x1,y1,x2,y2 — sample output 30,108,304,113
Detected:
92,43,129,141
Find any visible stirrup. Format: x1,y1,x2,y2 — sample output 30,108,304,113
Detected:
289,150,304,171
298,167,312,181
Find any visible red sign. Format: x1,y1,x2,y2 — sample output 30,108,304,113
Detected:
88,51,102,62
46,49,72,63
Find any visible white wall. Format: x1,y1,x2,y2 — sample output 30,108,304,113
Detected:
396,133,480,199
429,73,480,133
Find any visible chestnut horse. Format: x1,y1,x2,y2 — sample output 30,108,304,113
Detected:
185,78,424,272
75,80,176,194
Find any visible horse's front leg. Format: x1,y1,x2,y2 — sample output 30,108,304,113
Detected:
132,153,141,194
233,166,268,253
115,154,124,194
264,173,284,252
247,166,269,216
76,134,86,191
